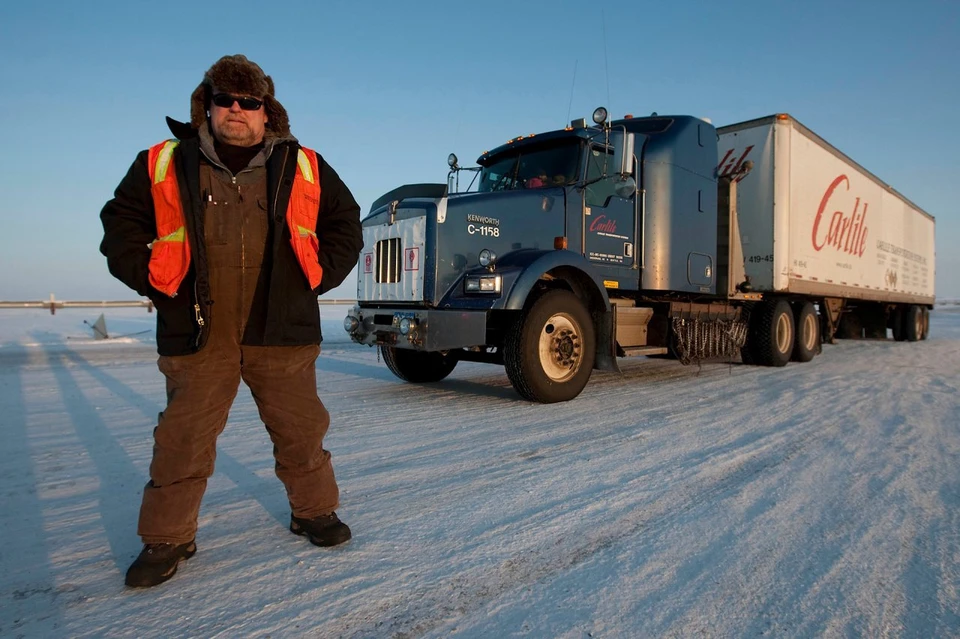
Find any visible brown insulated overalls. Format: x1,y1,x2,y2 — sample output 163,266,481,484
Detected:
138,160,339,544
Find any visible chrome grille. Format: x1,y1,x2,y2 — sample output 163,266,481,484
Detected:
376,238,402,283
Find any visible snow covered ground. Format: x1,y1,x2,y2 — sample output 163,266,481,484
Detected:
1,304,958,638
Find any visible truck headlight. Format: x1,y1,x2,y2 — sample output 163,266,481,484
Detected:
464,275,502,293
398,317,417,335
343,315,360,333
478,249,498,268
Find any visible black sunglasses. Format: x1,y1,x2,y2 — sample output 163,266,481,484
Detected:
211,93,263,111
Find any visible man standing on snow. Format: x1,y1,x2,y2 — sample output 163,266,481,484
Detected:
100,55,363,588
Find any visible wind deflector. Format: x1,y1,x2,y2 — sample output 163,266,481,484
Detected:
620,117,674,134
369,183,448,215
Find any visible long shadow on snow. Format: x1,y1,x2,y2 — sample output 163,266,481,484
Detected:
0,344,65,634
46,340,295,558
40,336,146,573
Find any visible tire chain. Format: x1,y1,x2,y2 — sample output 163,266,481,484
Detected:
671,317,749,365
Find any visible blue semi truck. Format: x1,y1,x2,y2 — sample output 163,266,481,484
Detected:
344,108,935,402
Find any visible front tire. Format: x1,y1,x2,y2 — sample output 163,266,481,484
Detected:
381,346,457,383
504,289,595,403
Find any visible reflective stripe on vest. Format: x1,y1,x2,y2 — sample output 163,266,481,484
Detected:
147,140,191,297
287,147,324,289
147,141,324,296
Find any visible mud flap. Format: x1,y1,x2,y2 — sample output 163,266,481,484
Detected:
595,308,621,373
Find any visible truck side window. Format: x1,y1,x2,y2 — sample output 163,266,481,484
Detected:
584,146,618,208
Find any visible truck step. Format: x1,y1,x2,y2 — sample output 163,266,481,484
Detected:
621,346,669,357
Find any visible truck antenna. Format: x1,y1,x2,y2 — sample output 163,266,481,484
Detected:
566,58,578,125
453,93,465,150
602,8,611,114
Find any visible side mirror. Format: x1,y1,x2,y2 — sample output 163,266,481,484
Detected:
609,130,635,177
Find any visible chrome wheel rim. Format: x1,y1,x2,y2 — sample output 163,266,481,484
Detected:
776,312,793,354
538,313,583,382
802,312,818,351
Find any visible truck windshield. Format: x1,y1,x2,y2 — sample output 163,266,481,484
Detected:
477,140,581,192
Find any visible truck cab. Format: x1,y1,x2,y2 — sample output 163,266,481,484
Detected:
345,110,741,402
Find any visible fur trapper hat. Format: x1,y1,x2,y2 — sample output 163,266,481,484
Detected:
190,54,290,137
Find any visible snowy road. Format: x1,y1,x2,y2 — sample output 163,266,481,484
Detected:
1,306,958,638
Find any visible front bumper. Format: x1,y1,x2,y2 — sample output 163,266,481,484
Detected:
345,305,488,351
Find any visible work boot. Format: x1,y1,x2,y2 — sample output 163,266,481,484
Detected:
125,541,197,588
290,512,352,547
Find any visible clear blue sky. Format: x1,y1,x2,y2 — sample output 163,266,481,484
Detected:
1,0,957,299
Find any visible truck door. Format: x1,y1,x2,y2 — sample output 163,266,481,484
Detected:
582,145,637,285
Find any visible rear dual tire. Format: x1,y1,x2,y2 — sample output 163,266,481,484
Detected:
744,299,794,367
904,305,924,342
893,305,926,342
790,301,819,363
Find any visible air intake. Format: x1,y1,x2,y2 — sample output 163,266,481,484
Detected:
376,238,402,283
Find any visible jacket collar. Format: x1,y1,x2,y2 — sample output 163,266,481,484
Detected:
166,117,198,140
166,117,298,145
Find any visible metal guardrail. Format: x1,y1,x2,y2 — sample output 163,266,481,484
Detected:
3,295,955,316
0,295,357,314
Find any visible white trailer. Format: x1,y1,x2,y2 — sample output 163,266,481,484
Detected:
718,115,935,304
719,114,935,347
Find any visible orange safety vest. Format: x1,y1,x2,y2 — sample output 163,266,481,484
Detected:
146,140,324,297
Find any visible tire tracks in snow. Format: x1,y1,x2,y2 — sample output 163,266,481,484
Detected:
325,419,822,638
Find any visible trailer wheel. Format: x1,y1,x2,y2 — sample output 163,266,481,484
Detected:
921,307,930,340
750,299,794,367
892,306,907,342
791,301,819,362
381,346,458,383
504,289,595,403
904,305,923,342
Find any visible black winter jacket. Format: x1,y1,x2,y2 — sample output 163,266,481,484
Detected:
100,118,363,356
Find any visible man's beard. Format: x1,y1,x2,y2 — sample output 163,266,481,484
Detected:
215,120,260,146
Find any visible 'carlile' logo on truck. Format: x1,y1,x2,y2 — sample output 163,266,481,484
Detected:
717,146,754,181
589,215,618,233
812,175,869,258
